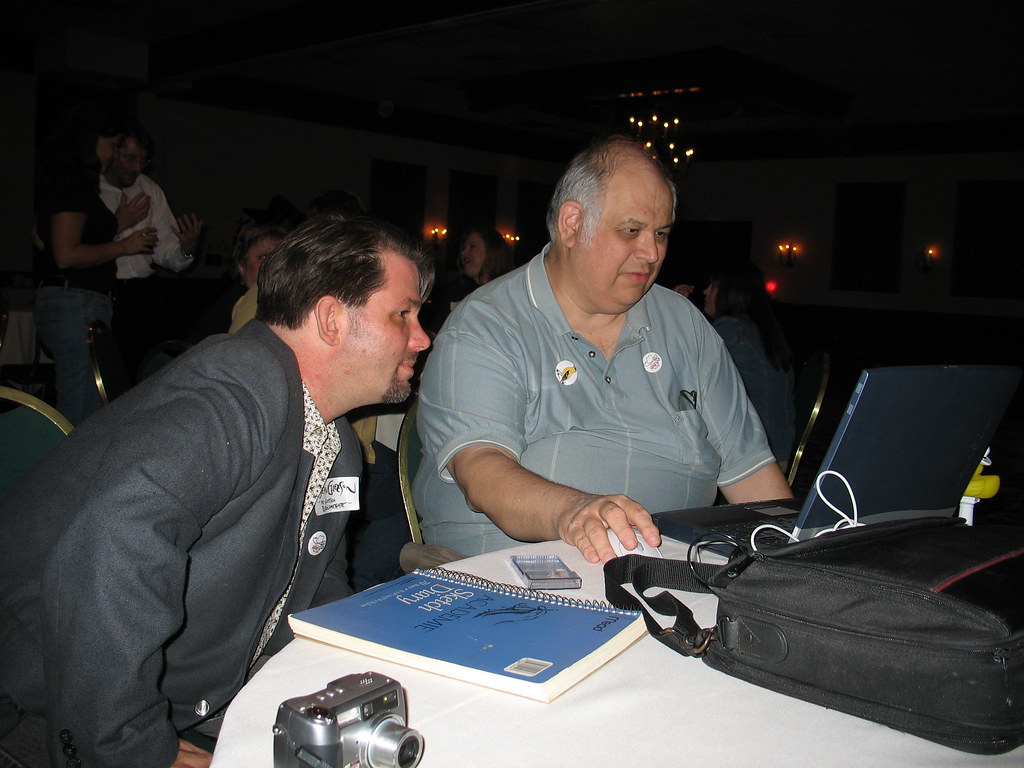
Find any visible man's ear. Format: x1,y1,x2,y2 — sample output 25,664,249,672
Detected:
311,295,350,346
558,201,584,248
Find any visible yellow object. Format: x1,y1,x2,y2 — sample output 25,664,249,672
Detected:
964,463,1000,499
350,414,378,464
229,286,258,334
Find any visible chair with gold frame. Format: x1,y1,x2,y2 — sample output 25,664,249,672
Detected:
397,396,424,544
87,320,132,405
395,396,471,571
0,385,73,496
787,349,830,487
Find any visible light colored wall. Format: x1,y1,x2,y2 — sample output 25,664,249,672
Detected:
680,152,1024,317
3,73,1022,317
134,95,561,279
0,82,561,280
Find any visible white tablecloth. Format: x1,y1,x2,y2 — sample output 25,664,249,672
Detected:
211,538,1023,767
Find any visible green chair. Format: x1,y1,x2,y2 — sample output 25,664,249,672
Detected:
787,349,830,486
0,386,73,497
87,320,132,405
397,396,424,544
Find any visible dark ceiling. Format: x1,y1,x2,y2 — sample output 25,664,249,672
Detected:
7,0,1024,163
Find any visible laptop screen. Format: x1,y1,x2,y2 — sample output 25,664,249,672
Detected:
793,364,1020,537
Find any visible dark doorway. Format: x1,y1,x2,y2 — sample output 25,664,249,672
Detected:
659,220,753,294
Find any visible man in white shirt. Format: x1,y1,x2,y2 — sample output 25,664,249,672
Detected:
99,121,202,278
99,120,204,372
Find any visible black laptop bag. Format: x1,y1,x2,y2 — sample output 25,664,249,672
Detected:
604,517,1024,754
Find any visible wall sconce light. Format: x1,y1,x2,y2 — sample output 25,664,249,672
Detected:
777,243,799,268
503,233,520,247
428,227,447,247
916,246,938,273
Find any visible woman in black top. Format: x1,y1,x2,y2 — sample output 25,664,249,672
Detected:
34,104,156,425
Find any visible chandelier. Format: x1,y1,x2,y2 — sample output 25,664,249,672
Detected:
628,114,695,178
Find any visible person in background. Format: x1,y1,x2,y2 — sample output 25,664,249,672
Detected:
99,119,204,373
703,259,795,468
414,135,791,560
229,190,367,335
456,227,514,293
426,226,514,332
33,103,156,425
227,222,289,333
0,214,433,768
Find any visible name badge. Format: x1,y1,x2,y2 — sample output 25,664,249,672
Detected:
315,476,360,516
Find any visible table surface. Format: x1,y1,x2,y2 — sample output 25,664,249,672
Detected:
211,538,1023,767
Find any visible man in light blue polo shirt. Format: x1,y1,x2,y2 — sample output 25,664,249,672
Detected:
414,135,792,562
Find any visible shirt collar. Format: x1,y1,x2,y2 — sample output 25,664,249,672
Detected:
525,245,653,343
301,382,332,455
525,245,572,336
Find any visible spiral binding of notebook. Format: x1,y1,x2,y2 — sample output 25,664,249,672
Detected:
424,567,631,613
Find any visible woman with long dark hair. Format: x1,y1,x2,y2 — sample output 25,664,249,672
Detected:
34,103,156,424
703,259,795,468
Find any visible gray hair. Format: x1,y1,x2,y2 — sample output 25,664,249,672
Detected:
545,135,678,243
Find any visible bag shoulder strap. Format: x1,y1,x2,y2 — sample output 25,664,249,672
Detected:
603,554,718,657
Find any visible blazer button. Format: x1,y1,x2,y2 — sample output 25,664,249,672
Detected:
195,699,211,717
66,759,81,768
59,729,73,744
62,743,77,757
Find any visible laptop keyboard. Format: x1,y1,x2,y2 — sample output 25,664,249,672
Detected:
710,514,798,549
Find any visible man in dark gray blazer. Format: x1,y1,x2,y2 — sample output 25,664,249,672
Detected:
0,214,433,768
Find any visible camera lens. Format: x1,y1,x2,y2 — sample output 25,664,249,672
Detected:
364,716,423,768
396,737,421,768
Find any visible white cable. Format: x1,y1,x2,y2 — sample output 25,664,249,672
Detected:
748,521,800,551
749,469,862,551
811,469,860,535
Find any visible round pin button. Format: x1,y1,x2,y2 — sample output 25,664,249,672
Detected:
308,530,328,556
555,360,578,386
643,352,663,373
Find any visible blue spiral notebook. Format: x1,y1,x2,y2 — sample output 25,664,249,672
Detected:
287,568,646,702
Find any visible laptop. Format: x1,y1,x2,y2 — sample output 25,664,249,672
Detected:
654,364,1021,552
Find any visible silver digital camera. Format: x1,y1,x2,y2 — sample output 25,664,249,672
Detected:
272,672,423,768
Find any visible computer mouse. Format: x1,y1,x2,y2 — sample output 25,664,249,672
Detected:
606,527,663,558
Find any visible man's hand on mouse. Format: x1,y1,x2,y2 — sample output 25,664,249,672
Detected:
556,494,662,563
